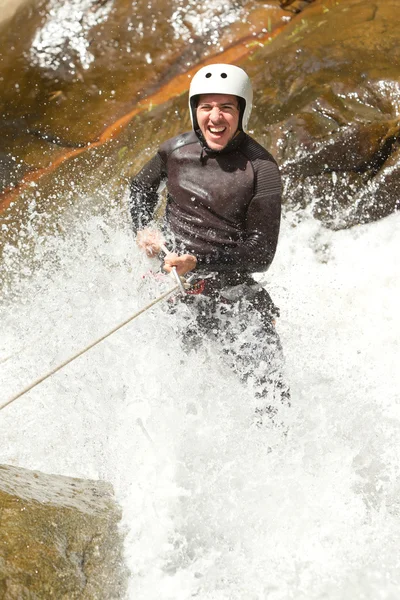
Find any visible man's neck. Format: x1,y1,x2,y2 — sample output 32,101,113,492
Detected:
196,129,246,155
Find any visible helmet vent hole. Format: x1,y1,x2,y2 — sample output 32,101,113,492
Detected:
205,72,212,78
221,73,227,78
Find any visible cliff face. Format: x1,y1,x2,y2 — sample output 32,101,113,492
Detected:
0,0,399,244
0,0,289,171
0,0,28,23
0,464,128,599
244,0,400,228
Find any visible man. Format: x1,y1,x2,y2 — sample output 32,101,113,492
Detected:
130,63,289,424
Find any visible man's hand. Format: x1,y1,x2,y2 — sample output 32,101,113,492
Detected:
136,228,164,257
163,252,197,277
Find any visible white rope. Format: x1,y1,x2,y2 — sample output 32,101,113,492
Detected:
160,243,187,295
0,283,180,412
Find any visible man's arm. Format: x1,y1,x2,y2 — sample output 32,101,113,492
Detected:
196,159,282,273
130,142,199,274
129,153,166,230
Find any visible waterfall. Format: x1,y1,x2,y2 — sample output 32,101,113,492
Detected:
1,199,399,598
1,0,400,596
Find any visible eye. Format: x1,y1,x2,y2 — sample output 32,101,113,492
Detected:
205,73,212,78
221,73,227,78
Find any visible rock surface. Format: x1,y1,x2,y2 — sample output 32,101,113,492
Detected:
244,0,400,227
0,0,290,180
0,0,399,250
0,0,301,261
0,464,128,599
0,0,28,23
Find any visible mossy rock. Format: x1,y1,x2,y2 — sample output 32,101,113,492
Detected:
0,464,128,599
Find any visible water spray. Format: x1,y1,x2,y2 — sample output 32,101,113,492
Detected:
0,239,193,411
0,279,185,412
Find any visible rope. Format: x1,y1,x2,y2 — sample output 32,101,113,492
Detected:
0,283,180,412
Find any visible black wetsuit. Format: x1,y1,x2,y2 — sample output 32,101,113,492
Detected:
130,129,290,423
130,130,281,277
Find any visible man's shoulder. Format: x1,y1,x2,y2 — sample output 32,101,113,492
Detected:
240,134,278,166
159,131,199,161
239,135,281,193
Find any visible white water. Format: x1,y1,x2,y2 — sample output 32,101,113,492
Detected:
1,197,399,598
30,0,115,72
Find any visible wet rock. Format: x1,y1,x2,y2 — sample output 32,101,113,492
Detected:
349,146,400,225
0,463,128,599
279,0,315,13
0,153,31,192
0,0,289,192
0,0,29,23
2,0,399,236
243,0,400,227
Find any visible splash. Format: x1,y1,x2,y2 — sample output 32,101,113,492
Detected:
30,0,115,73
375,80,400,116
170,0,243,51
0,193,399,598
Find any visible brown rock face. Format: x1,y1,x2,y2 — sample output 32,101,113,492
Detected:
1,0,399,248
243,0,400,227
0,0,297,261
0,0,289,184
0,464,128,599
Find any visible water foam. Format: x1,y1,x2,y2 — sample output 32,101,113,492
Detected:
0,204,399,599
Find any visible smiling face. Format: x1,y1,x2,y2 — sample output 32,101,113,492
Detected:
196,93,240,151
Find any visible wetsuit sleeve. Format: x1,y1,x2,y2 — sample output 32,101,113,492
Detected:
129,153,167,230
196,159,282,273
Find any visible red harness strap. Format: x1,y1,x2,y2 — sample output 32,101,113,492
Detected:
185,279,206,295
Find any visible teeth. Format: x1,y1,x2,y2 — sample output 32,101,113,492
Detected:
209,127,225,133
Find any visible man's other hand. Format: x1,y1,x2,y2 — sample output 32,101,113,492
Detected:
163,253,197,276
136,228,164,257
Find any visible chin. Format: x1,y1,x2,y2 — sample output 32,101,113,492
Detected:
206,137,229,151
208,142,225,151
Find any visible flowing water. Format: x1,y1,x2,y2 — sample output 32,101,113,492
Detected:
0,188,399,598
1,1,400,598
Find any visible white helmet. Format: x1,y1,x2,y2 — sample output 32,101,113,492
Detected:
188,63,253,133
